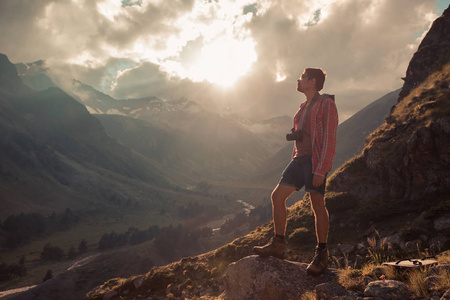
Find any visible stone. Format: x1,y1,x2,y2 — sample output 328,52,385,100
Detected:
133,276,144,289
314,283,351,300
363,280,412,299
223,255,338,300
103,290,118,300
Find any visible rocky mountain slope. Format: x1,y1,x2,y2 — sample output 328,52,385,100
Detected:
83,6,450,300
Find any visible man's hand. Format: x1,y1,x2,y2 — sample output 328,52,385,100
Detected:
312,174,324,187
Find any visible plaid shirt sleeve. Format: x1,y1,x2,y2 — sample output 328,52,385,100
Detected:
314,97,338,177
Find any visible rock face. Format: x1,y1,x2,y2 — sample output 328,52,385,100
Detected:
223,255,338,300
399,5,450,101
327,5,450,228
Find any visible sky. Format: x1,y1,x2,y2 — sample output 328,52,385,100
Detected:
0,0,448,121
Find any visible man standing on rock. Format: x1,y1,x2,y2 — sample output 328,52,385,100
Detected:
254,68,338,276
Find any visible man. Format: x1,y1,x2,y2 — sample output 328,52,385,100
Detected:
253,68,338,276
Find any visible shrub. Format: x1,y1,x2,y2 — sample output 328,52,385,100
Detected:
40,243,64,261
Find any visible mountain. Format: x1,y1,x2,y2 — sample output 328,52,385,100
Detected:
250,88,400,186
69,80,166,117
84,7,450,300
60,80,291,181
15,60,57,92
0,53,177,219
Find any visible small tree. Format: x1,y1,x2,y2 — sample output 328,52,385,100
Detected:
78,239,88,253
40,243,64,261
42,269,53,282
67,246,77,260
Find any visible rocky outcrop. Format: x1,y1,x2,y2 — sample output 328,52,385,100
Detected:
223,256,338,300
327,5,450,231
399,5,450,101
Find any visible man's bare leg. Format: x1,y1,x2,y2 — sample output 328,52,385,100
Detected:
272,184,297,236
253,184,296,258
309,192,329,243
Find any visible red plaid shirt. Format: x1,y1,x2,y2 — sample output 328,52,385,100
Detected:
292,94,338,177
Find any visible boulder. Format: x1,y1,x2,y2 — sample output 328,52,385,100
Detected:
223,255,338,300
364,280,413,299
314,282,352,300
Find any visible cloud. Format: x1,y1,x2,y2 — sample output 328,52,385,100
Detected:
0,0,439,121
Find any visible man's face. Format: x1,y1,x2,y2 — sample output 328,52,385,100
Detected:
297,72,314,93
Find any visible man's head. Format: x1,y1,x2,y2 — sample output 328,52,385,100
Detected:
297,68,327,93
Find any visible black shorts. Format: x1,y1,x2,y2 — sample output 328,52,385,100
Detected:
279,155,327,195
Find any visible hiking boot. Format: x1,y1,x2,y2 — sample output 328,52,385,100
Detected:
253,236,286,259
306,247,328,276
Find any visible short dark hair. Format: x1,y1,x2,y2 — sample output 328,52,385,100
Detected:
305,68,327,91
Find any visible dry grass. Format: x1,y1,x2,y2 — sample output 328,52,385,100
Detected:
300,291,316,300
391,63,450,125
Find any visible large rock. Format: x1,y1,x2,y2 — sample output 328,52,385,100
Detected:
364,280,413,299
223,255,338,300
314,282,353,300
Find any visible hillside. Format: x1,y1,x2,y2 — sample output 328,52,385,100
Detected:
0,53,180,220
84,7,450,300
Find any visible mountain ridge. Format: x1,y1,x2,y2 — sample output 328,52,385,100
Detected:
0,54,179,219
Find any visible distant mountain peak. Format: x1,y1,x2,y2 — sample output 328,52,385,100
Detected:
0,53,30,94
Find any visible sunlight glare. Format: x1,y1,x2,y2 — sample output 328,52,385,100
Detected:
189,37,257,87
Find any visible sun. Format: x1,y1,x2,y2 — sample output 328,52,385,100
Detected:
189,37,257,87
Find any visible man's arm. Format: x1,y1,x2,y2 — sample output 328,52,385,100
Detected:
314,98,338,178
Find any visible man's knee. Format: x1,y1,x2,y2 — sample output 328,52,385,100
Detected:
271,191,284,206
271,185,293,205
310,193,327,211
